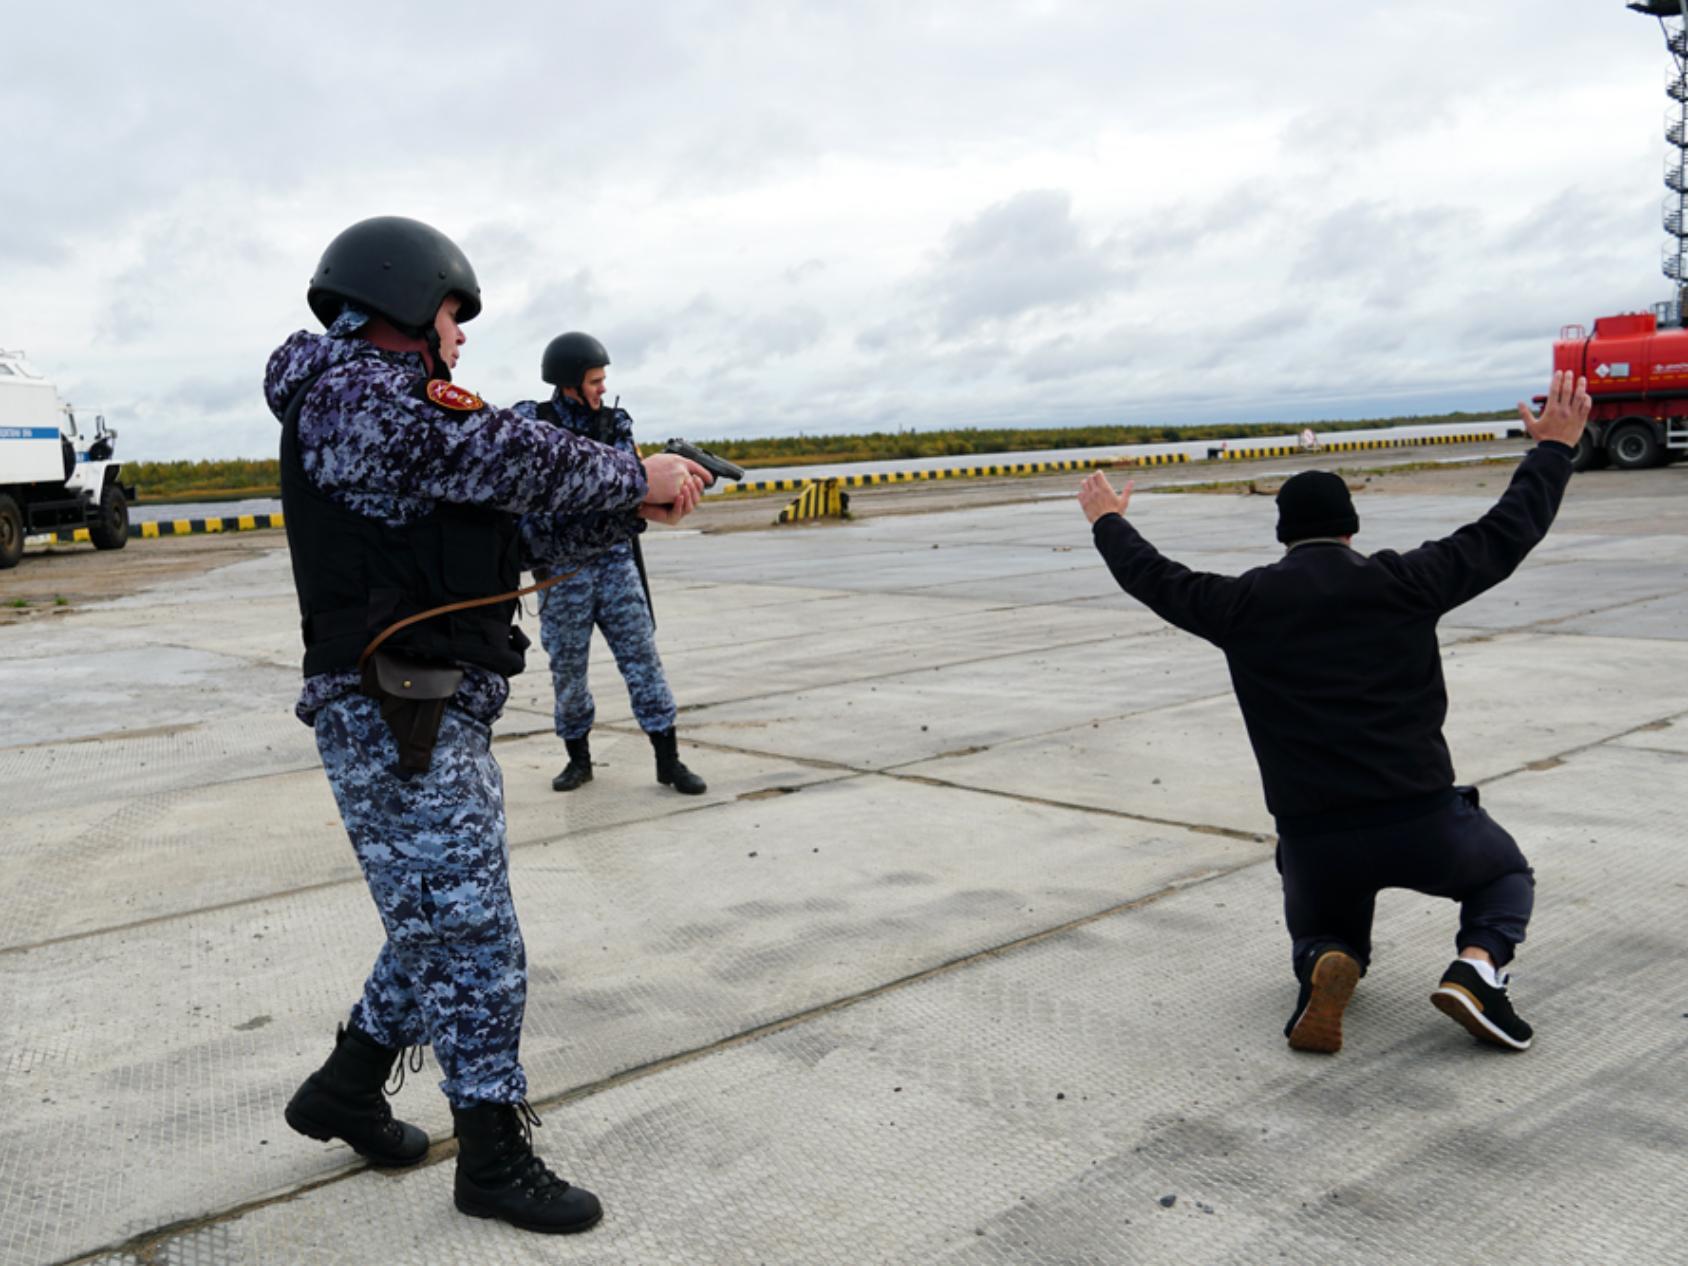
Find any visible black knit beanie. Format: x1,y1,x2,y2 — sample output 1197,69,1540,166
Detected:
1275,471,1358,544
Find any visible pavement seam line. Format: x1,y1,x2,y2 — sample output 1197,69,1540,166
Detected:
2,617,1163,763
869,701,1688,838
672,627,1179,717
14,695,1685,958
569,725,1267,840
1474,705,1688,787
1504,585,1688,634
47,854,1263,1266
51,1164,372,1266
0,770,867,957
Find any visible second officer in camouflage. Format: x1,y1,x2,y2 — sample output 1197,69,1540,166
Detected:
518,332,708,796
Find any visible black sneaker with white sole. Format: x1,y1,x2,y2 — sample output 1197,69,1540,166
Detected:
1430,960,1533,1051
1285,948,1361,1054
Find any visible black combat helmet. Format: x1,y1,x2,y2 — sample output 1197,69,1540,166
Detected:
542,332,611,389
307,216,482,334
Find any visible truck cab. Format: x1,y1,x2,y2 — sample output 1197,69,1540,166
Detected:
0,349,132,568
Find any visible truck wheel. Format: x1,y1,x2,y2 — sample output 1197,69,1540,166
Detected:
0,494,23,569
1607,422,1663,470
89,483,129,551
1570,432,1606,472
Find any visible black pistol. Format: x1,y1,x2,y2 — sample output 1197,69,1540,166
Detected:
664,439,746,483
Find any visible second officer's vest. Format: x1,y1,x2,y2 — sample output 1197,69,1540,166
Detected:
279,373,529,678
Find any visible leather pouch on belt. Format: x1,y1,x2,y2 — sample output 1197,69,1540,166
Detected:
360,652,465,776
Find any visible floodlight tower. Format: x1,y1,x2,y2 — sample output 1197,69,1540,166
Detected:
1632,1,1688,322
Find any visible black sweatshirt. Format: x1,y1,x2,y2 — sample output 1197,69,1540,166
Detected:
1090,442,1575,829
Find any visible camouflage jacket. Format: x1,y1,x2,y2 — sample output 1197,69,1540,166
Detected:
264,330,648,724
516,390,645,573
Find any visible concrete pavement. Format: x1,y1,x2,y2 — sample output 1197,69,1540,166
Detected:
2,463,1686,1265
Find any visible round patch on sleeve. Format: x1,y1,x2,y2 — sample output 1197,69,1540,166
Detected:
424,380,486,412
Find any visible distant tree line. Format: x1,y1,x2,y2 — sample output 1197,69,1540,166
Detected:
122,411,1513,501
124,458,282,502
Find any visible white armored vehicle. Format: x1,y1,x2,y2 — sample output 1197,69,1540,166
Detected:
0,349,132,569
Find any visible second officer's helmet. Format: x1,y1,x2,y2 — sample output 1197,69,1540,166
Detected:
307,216,482,334
542,332,611,390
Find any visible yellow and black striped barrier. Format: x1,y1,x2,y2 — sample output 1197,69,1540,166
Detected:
1213,432,1508,461
776,478,848,524
724,451,1189,498
43,512,287,544
722,476,812,497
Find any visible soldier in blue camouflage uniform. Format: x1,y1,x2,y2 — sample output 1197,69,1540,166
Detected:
518,332,707,796
266,217,707,1235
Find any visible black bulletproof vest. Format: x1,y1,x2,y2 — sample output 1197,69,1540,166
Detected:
535,397,619,445
279,373,529,679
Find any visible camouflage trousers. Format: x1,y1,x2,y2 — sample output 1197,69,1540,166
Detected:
314,694,528,1107
539,544,676,739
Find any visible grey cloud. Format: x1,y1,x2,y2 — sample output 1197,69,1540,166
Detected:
740,306,826,360
1282,95,1458,168
168,375,256,416
921,190,1131,338
855,322,897,353
522,270,601,324
97,295,160,348
1113,184,1283,264
1494,186,1657,281
1009,300,1311,387
611,294,723,369
783,259,827,285
464,225,546,277
1290,201,1478,312
1229,307,1314,345
1014,326,1160,385
95,218,279,347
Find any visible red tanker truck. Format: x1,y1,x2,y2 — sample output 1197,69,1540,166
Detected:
1549,310,1688,471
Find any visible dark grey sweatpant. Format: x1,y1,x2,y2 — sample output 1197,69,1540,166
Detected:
1277,786,1534,979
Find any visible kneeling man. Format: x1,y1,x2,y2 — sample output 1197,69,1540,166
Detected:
1077,373,1590,1054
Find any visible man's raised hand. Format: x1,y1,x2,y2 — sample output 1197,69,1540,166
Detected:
1517,371,1592,448
1078,471,1134,525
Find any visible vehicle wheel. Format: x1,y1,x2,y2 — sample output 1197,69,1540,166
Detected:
1569,431,1600,472
0,493,23,569
89,483,129,551
1606,422,1663,470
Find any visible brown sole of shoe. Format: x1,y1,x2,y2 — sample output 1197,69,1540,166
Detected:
1288,950,1361,1054
1430,985,1531,1051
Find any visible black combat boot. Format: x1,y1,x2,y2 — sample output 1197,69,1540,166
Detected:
650,727,706,794
551,735,593,792
452,1101,603,1234
284,1024,430,1167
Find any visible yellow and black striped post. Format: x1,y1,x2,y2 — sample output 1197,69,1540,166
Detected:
776,478,848,524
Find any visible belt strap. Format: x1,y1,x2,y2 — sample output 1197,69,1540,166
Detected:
356,568,579,671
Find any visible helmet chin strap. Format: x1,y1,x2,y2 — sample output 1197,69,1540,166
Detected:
423,327,450,382
362,315,445,379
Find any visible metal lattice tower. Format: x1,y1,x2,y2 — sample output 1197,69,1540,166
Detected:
1633,1,1688,320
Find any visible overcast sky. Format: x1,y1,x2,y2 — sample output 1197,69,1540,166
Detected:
2,1,1676,460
